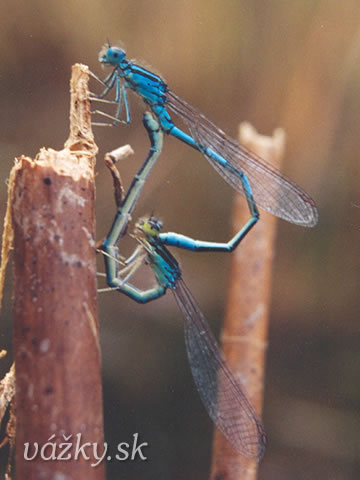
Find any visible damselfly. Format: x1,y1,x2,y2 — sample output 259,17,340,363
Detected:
92,43,318,228
99,112,266,459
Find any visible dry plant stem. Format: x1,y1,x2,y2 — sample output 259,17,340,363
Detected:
210,123,285,480
11,64,105,479
0,163,15,309
0,363,16,480
104,145,134,207
0,363,15,428
0,171,16,423
0,134,18,480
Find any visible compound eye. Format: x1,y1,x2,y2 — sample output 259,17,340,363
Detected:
152,220,162,232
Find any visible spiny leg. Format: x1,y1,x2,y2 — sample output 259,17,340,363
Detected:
88,69,110,88
102,248,166,303
90,69,128,126
91,109,128,127
89,69,117,98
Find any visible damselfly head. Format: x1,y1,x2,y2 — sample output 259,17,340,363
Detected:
99,44,126,66
135,216,163,237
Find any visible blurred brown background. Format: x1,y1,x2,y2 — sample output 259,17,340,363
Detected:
1,1,360,479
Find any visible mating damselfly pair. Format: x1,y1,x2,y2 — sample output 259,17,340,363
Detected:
93,43,318,460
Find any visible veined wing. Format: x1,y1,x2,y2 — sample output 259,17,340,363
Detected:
167,90,318,227
173,278,266,459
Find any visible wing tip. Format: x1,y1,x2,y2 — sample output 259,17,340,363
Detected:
256,427,267,462
299,203,319,227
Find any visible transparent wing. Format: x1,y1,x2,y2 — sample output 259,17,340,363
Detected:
167,90,318,227
173,279,266,459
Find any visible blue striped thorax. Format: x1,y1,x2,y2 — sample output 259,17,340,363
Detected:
98,44,171,123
